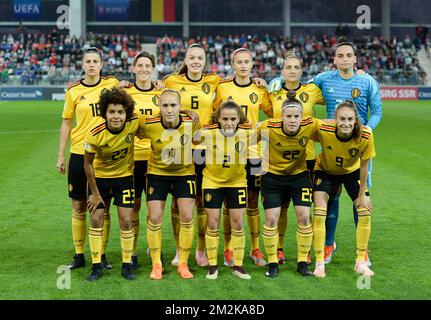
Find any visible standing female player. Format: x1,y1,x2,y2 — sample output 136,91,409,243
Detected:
259,90,318,278
196,100,254,280
311,100,375,278
142,89,200,280
163,44,220,267
268,52,325,264
83,87,140,281
124,51,163,269
56,47,118,270
213,48,272,268
164,44,267,267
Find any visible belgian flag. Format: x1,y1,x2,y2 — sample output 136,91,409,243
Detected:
151,0,176,22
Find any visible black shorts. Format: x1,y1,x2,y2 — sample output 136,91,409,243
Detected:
134,160,148,199
193,149,205,197
203,187,247,209
246,158,262,192
88,175,135,209
261,171,313,209
313,170,370,201
146,174,197,201
67,153,87,200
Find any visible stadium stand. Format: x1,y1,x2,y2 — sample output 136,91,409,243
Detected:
0,30,428,86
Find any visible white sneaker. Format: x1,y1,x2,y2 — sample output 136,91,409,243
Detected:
313,262,326,278
354,260,374,276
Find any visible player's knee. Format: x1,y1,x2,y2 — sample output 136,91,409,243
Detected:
73,200,87,213
298,215,311,226
180,213,193,224
90,215,103,228
149,215,162,225
207,219,219,230
231,219,243,230
265,214,277,228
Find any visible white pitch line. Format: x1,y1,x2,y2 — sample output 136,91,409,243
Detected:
0,129,60,135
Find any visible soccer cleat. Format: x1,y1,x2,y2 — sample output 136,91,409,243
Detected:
149,263,163,280
195,250,209,267
324,242,337,264
178,263,194,279
277,249,287,265
233,266,251,280
130,255,139,270
86,263,103,282
265,263,279,278
121,263,136,280
364,250,372,267
223,249,234,267
171,249,180,266
67,254,85,269
313,262,326,278
101,254,112,270
206,266,219,280
355,261,375,276
250,248,267,267
297,262,314,277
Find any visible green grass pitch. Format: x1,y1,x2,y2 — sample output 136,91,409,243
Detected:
0,100,430,300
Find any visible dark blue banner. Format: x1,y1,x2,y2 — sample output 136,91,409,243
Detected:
94,0,130,21
13,0,41,20
0,87,44,101
418,87,431,100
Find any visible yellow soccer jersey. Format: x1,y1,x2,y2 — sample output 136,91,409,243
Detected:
258,117,320,175
62,76,119,155
163,73,221,125
84,113,140,178
139,115,200,176
312,123,375,175
213,79,272,125
125,83,162,161
196,124,256,189
270,83,325,160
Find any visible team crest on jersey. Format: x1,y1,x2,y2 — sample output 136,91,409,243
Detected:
349,148,359,157
125,133,134,143
249,93,258,104
299,136,309,147
235,141,245,153
152,96,159,106
180,134,190,145
201,83,210,94
205,193,212,202
80,95,86,101
148,187,154,195
180,87,186,92
351,88,361,99
314,178,322,186
299,92,309,103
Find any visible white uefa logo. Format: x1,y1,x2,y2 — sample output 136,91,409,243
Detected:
56,265,71,290
356,274,371,290
356,5,371,30
56,5,70,30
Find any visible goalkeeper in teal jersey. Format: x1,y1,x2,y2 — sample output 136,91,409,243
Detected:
269,38,382,266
